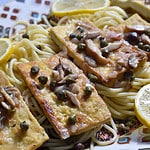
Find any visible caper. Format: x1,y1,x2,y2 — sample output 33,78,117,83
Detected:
100,39,108,48
64,67,72,75
49,80,57,91
76,34,84,40
36,45,42,50
68,114,76,125
22,33,29,39
20,121,29,131
38,76,48,85
77,26,84,33
77,43,86,52
102,48,109,57
99,36,105,40
66,77,76,84
143,44,150,52
138,42,144,49
31,66,40,74
145,29,150,36
84,85,92,97
124,72,134,81
69,33,76,39
54,63,62,71
55,90,67,101
87,73,98,83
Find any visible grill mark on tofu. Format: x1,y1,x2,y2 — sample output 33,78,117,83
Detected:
17,54,111,139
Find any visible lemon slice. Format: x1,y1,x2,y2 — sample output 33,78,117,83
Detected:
0,38,14,64
135,84,150,127
51,0,110,16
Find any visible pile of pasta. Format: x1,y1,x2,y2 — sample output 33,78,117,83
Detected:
1,6,150,150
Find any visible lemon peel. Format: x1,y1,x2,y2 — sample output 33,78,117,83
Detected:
0,38,14,64
51,0,110,16
135,84,150,128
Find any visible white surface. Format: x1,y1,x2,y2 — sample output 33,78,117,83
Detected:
0,0,53,37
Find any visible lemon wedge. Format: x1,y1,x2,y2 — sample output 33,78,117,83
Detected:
0,38,14,64
51,0,110,16
135,84,150,128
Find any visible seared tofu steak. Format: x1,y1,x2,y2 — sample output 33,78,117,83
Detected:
0,70,49,150
17,54,111,139
50,17,148,88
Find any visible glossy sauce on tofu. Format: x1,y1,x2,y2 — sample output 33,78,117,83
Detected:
0,71,48,150
17,54,111,139
50,17,148,88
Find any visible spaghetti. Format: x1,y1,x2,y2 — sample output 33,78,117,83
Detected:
0,5,148,150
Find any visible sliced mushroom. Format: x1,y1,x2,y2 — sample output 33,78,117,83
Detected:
101,41,122,52
53,64,65,81
85,39,109,65
70,37,80,44
1,101,11,110
65,90,80,108
5,86,20,96
53,70,61,81
55,85,67,93
0,87,16,108
128,54,139,68
57,74,78,84
104,30,123,42
125,25,150,33
84,56,97,67
141,33,150,45
85,30,101,39
77,21,96,30
69,83,80,94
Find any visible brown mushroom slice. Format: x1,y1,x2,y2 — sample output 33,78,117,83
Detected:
85,30,101,39
84,56,97,67
0,87,18,108
77,21,97,30
141,33,150,45
57,74,78,84
125,25,150,33
65,90,80,108
128,54,141,68
101,41,123,52
85,39,109,65
53,63,65,82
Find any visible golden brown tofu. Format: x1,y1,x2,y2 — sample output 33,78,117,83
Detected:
17,54,111,139
0,70,49,150
49,18,147,87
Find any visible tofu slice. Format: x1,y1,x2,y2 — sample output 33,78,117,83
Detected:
0,70,49,150
49,19,147,87
17,54,111,139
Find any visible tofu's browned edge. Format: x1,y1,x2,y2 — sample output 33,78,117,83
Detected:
49,14,149,87
17,54,111,139
17,60,70,139
0,70,49,150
